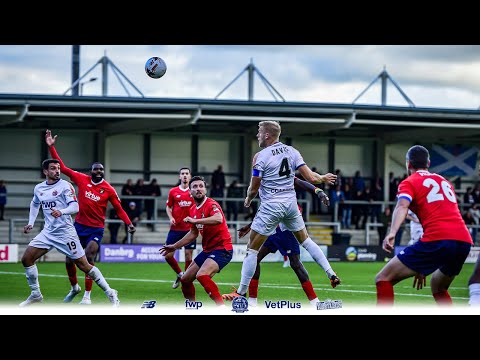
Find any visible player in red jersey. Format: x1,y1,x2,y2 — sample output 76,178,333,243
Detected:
160,176,233,306
45,129,136,304
375,145,472,306
164,167,197,289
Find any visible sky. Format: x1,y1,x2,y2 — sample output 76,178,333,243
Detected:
0,45,480,109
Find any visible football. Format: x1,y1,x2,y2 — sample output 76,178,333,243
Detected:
145,57,167,79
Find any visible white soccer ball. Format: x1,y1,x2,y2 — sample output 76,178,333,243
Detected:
145,57,167,79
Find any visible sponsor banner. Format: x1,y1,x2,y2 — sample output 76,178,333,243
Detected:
100,244,178,263
0,244,18,263
465,246,480,264
327,245,393,262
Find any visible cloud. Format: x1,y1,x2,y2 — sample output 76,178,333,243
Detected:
0,45,479,108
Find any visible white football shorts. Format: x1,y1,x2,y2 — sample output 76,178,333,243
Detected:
28,229,85,260
251,200,305,236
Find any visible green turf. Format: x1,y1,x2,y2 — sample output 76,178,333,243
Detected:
0,261,473,308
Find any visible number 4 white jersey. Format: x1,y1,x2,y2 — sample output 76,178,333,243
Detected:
31,179,78,236
253,142,305,203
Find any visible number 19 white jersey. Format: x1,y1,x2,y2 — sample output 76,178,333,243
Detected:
253,142,305,203
32,179,78,236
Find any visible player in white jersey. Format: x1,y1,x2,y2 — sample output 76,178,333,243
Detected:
406,210,423,245
19,159,120,307
223,120,341,301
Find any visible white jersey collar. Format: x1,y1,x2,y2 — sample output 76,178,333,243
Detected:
91,178,105,186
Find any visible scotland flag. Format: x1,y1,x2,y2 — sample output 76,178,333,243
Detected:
429,144,478,176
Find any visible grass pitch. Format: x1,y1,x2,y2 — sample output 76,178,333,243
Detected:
0,261,473,311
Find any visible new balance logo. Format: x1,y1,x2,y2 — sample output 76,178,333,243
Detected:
141,300,157,308
185,300,203,309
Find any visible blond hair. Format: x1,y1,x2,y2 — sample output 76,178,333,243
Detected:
259,120,281,139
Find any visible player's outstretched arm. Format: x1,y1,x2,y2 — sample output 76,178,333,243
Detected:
24,201,40,233
160,228,198,255
45,129,77,178
297,165,337,185
383,198,410,253
111,195,136,232
294,177,330,206
238,222,253,238
45,129,57,146
245,177,260,207
245,152,261,207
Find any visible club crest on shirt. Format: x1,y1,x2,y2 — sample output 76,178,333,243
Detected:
99,188,105,194
52,190,57,196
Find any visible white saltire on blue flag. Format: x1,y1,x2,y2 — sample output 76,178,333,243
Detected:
429,144,478,176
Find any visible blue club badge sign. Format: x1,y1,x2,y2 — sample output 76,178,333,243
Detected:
231,296,249,313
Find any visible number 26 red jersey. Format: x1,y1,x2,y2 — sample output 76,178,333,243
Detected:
397,170,472,244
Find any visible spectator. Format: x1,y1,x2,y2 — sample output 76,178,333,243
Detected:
359,185,375,229
121,178,134,210
107,208,121,244
463,210,476,243
144,178,162,228
133,178,146,215
464,187,475,205
469,204,480,245
377,207,392,246
123,202,141,243
335,169,343,190
210,164,226,200
341,182,352,229
388,172,400,211
329,184,345,222
371,174,384,223
473,184,480,204
352,170,365,194
352,187,363,230
226,179,244,224
0,180,6,220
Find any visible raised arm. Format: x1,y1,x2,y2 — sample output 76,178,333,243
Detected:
297,164,336,185
45,129,76,178
245,152,261,208
294,176,330,206
110,193,136,233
